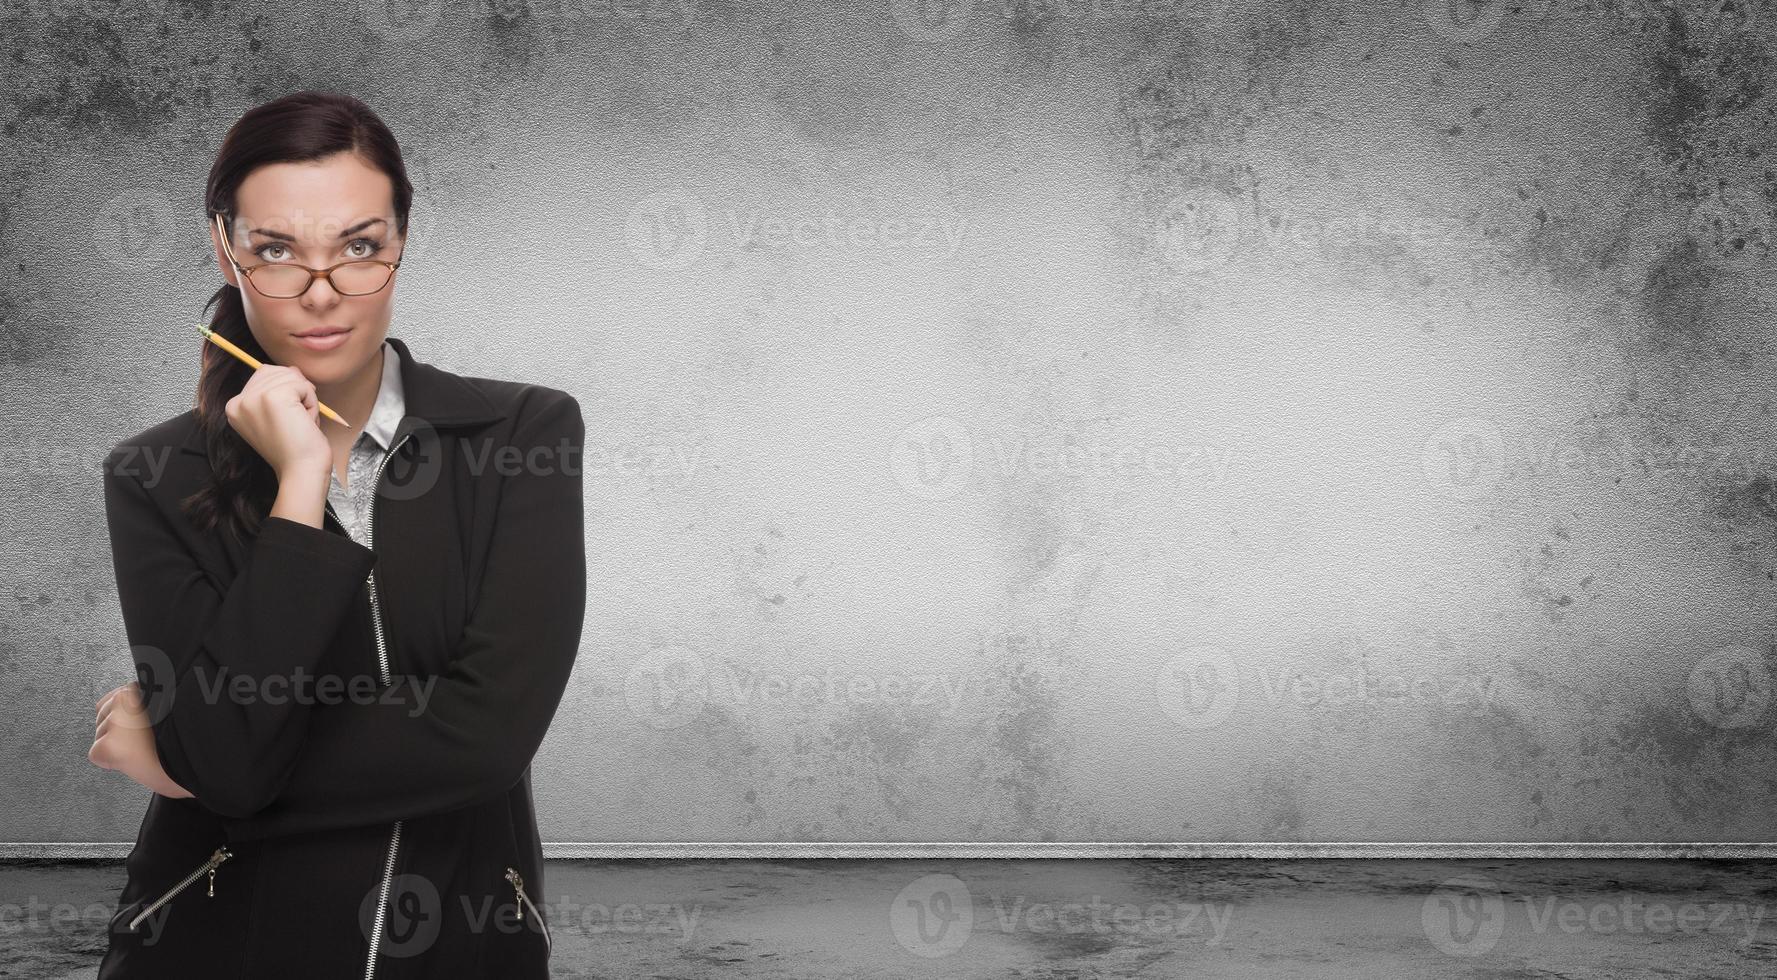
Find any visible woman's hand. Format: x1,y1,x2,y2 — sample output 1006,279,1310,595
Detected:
89,682,195,799
226,364,332,480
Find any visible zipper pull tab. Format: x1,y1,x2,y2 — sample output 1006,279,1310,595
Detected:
207,846,232,898
506,867,525,920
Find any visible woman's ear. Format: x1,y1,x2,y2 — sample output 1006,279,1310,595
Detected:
209,216,240,289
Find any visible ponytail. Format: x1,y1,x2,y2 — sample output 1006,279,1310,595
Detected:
178,278,277,547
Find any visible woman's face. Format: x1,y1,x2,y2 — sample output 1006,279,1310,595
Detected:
210,151,404,386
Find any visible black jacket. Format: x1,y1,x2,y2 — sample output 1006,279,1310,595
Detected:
96,335,585,979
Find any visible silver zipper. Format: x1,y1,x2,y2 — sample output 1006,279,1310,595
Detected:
127,846,231,932
504,866,552,952
361,431,412,980
364,432,409,686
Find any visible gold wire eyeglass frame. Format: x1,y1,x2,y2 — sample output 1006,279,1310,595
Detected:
212,211,404,298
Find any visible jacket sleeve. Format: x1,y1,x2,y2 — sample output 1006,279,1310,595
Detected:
219,390,586,842
102,442,380,818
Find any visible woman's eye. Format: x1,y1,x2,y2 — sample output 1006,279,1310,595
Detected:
252,239,382,262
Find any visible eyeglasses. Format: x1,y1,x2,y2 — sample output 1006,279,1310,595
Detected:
212,211,404,299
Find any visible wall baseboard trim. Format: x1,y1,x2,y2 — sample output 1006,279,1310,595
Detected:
4,842,1775,860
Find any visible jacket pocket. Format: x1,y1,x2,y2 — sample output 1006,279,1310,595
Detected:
502,866,551,953
125,844,233,934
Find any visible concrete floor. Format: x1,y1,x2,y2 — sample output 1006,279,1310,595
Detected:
2,859,1772,978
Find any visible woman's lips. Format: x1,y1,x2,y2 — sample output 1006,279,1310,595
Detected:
292,328,351,351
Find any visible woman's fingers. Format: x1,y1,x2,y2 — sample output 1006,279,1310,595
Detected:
225,363,331,475
95,682,144,726
96,682,127,715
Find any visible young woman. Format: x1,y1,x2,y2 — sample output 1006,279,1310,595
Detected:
89,91,585,978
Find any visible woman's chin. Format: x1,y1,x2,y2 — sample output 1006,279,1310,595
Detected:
276,336,370,378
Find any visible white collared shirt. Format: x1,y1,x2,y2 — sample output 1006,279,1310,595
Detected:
326,338,405,546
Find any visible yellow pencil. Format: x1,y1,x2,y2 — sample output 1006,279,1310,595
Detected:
196,324,352,427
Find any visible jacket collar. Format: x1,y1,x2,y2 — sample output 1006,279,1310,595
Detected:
180,334,506,456
359,338,406,452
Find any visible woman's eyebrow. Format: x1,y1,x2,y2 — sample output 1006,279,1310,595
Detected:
248,217,388,241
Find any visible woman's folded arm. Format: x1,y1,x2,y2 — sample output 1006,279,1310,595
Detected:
102,445,379,818
219,390,586,841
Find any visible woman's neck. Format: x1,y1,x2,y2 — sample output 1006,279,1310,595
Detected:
314,344,385,451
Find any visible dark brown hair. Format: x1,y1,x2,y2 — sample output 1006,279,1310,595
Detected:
183,91,414,546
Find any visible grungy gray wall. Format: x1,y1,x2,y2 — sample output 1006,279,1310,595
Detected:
3,0,1776,844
